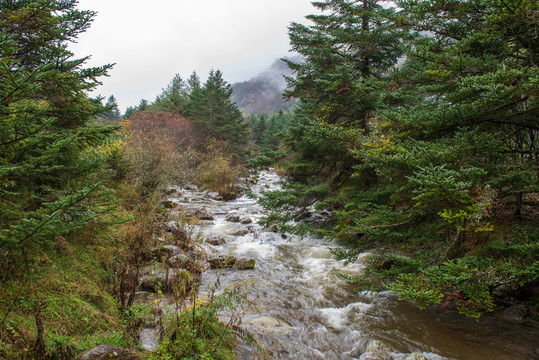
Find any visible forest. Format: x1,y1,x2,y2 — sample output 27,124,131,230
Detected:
0,0,537,359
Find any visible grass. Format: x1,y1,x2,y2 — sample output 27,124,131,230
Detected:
0,217,143,359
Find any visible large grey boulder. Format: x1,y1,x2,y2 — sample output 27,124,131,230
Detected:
75,345,140,360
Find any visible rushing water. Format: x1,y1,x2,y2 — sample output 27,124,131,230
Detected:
165,170,539,360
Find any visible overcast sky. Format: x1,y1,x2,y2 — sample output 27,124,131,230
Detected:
70,0,318,112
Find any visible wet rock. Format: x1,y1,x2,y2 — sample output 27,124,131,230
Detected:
232,229,249,236
184,184,199,191
205,235,228,245
359,340,393,360
207,254,237,269
226,215,241,222
208,191,224,200
233,258,256,270
240,217,253,224
184,208,214,220
75,345,141,360
140,327,159,351
152,245,181,260
247,316,294,335
162,200,177,209
164,220,178,233
499,304,530,322
492,283,523,307
167,254,192,269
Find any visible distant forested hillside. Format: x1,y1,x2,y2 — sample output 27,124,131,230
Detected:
231,57,299,115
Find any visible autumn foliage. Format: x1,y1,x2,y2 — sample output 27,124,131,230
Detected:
121,111,198,194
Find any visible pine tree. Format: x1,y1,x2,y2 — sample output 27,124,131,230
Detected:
102,95,122,123
0,0,115,257
260,0,406,226
189,69,249,150
259,0,538,317
152,74,189,112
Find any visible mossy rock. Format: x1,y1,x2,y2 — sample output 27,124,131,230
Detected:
233,258,256,270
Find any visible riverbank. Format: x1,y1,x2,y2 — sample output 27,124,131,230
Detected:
2,169,537,359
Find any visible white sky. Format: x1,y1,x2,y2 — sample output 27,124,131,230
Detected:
70,0,317,112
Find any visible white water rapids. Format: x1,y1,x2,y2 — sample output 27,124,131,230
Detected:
158,170,539,360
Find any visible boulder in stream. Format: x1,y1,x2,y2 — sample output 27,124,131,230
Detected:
184,208,214,220
208,191,224,200
233,257,256,270
247,316,294,335
225,214,241,222
75,345,141,360
240,217,253,224
207,254,237,269
232,229,249,236
498,304,530,322
359,339,393,360
205,235,229,245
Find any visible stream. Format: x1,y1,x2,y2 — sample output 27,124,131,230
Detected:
156,170,538,359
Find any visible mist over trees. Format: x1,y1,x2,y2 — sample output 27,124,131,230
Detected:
231,57,300,115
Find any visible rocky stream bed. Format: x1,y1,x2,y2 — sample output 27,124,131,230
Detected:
78,170,539,360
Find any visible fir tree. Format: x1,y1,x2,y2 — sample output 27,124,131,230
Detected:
261,0,406,225
189,69,249,150
152,74,189,112
0,0,115,258
102,95,122,123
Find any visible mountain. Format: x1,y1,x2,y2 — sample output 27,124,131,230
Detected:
231,57,300,115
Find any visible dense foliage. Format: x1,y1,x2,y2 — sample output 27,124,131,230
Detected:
259,0,538,317
0,0,115,266
0,1,252,358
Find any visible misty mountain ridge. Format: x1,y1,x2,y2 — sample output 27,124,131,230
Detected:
231,56,300,115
